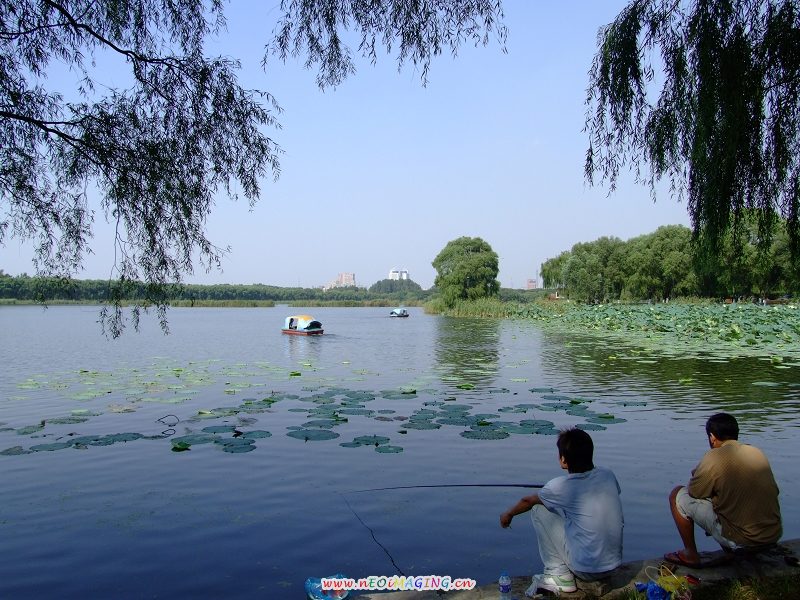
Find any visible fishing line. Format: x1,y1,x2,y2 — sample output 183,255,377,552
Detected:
340,483,544,577
340,493,407,576
349,483,546,493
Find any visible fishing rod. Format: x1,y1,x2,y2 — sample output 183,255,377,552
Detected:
340,483,546,576
347,483,546,494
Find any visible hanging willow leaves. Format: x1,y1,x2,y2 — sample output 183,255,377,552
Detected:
586,0,800,256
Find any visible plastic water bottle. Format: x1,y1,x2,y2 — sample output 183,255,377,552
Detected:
499,572,512,599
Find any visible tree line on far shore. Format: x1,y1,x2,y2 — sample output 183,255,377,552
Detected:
0,272,432,305
4,219,798,310
540,222,799,303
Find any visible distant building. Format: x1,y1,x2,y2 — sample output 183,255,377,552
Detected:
388,268,409,281
324,272,356,290
526,278,538,290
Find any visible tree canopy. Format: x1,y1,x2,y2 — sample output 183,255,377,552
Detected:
540,221,798,301
1,0,505,335
432,236,500,307
585,0,800,256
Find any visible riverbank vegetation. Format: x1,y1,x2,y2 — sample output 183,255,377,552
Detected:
541,222,800,303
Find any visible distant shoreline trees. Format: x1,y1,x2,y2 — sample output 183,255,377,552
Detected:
0,273,432,306
541,223,799,302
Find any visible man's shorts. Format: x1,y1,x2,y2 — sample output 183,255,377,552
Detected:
675,487,738,550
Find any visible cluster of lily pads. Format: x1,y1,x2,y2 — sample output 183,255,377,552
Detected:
513,303,800,362
1,377,632,456
1,431,155,455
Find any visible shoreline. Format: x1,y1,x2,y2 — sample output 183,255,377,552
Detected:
358,539,800,599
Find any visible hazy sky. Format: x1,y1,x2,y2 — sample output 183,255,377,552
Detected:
2,1,691,290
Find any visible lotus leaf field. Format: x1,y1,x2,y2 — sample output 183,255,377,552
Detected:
511,302,800,363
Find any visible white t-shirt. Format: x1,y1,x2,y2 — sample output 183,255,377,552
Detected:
538,466,624,573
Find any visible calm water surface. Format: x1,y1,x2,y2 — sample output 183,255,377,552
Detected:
1,305,798,598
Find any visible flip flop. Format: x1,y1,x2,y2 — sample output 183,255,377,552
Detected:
664,550,703,569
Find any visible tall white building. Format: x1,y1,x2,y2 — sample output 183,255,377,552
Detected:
388,268,409,281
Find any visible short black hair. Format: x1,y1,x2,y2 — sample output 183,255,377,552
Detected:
706,412,739,441
557,428,594,473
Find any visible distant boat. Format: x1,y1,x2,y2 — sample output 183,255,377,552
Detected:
389,308,409,318
282,315,324,335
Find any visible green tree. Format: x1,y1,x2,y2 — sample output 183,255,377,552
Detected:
1,0,505,335
432,237,500,307
585,0,800,257
540,251,571,290
368,279,423,294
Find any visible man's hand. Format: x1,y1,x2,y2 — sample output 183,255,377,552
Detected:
500,512,513,528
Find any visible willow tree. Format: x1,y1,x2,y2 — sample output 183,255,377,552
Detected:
1,0,506,335
432,236,500,307
585,0,800,256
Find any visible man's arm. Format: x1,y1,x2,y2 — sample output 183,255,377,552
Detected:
500,493,542,528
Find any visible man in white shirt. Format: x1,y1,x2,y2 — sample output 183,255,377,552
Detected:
500,428,624,596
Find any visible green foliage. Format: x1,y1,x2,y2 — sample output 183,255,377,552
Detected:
540,221,799,301
541,226,698,302
586,0,800,257
269,0,506,87
432,237,500,308
368,278,422,294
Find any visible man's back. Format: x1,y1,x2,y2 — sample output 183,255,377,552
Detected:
688,440,781,545
539,466,623,572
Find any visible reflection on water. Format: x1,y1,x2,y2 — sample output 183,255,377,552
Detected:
284,329,324,365
434,316,500,387
539,330,800,433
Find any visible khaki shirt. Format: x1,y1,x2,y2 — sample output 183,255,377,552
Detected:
688,440,782,546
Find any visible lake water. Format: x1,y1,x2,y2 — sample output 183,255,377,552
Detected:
1,305,798,598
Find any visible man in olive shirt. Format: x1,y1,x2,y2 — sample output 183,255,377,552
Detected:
665,413,782,567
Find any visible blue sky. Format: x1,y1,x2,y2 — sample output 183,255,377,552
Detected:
2,1,691,290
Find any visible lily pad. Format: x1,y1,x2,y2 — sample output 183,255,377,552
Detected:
302,419,339,429
460,429,510,440
587,415,627,424
375,445,403,453
30,442,72,452
16,424,45,435
353,435,391,446
220,442,256,453
577,423,607,431
403,421,441,430
202,425,238,434
286,429,340,442
240,430,272,439
171,433,218,446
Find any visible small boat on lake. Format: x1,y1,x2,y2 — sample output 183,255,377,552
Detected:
282,315,324,335
389,308,409,318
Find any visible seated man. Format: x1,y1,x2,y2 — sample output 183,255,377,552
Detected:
666,412,782,567
500,428,623,596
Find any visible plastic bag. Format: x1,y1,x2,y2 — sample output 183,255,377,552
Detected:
635,565,692,600
635,580,671,600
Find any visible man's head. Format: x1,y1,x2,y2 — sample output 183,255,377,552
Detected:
705,412,739,446
556,428,594,473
